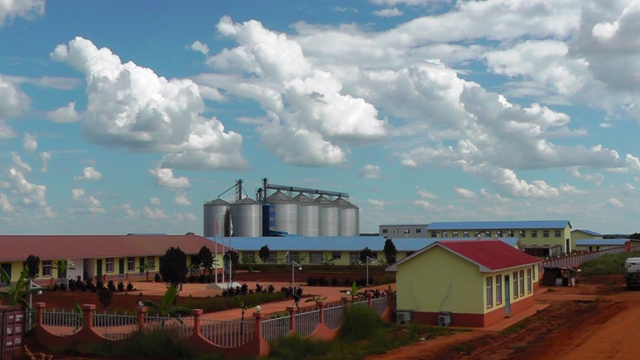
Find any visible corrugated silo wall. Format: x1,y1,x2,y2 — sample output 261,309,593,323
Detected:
298,203,320,236
203,202,230,237
339,206,358,236
231,201,262,237
320,205,339,236
274,202,299,235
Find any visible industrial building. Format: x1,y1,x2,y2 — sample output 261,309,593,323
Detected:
203,179,360,238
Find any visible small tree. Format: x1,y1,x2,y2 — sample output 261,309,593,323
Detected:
24,255,40,279
223,250,240,276
383,237,398,265
141,285,191,329
359,247,374,265
159,247,188,288
259,245,271,271
198,245,214,275
0,266,38,308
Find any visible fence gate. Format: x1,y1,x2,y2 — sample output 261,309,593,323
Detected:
0,306,24,360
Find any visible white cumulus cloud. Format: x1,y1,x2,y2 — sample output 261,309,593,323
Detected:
51,37,248,170
373,7,403,18
174,192,191,206
190,40,209,55
23,133,37,152
359,164,381,179
74,166,103,182
46,102,80,123
0,0,45,27
148,167,190,189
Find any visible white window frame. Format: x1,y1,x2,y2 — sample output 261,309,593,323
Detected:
519,270,525,296
452,231,459,237
527,268,532,294
496,275,502,305
513,271,519,299
106,258,114,273
42,260,52,277
519,230,526,237
331,252,342,260
310,252,323,265
486,277,493,308
127,257,135,271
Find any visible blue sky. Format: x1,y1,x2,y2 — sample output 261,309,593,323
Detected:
1,0,640,235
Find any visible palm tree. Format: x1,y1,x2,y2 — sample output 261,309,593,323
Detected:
0,266,39,309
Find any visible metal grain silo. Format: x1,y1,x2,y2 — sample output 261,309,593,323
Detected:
335,197,360,236
316,195,339,236
203,198,230,237
231,197,262,237
294,193,320,236
266,191,299,235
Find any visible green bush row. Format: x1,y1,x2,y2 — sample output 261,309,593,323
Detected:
579,251,640,275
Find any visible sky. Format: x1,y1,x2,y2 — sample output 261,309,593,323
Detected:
1,0,640,236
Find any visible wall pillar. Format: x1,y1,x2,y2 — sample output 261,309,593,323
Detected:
287,306,297,332
191,309,203,337
385,289,393,310
82,304,96,331
253,311,263,340
35,302,45,327
316,301,325,324
137,306,147,332
366,292,373,309
341,296,351,309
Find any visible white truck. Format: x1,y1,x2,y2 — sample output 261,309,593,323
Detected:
625,257,640,289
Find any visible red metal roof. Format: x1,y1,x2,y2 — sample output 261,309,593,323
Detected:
438,240,540,270
0,234,225,262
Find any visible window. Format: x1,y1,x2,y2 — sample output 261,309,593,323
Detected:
332,252,342,260
310,252,323,264
287,252,299,263
519,270,525,296
442,231,448,238
147,256,156,269
349,252,359,265
404,229,411,234
519,230,526,237
416,229,422,233
42,260,52,277
486,277,493,308
243,252,256,261
382,229,388,234
531,230,538,238
106,258,114,273
497,230,503,237
508,230,515,237
452,231,459,237
431,231,438,238
393,229,398,233
513,272,519,298
474,231,481,237
543,230,549,238
127,257,135,271
527,269,532,294
462,231,469,238
532,265,536,280
496,275,502,305
554,230,561,237
485,231,491,237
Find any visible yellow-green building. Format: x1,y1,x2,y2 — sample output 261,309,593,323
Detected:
0,234,220,284
386,239,541,327
426,220,572,256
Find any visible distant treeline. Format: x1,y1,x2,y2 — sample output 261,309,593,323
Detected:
603,233,640,239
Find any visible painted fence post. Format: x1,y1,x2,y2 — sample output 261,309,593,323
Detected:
82,304,96,331
253,311,263,340
287,306,297,333
137,306,147,332
385,289,393,310
341,296,351,309
191,309,203,337
316,301,325,324
36,302,45,327
366,292,373,309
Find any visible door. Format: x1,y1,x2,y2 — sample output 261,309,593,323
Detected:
118,258,125,275
96,259,103,279
139,257,145,273
504,274,511,317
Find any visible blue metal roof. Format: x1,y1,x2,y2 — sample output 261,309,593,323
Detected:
572,229,602,236
576,239,627,246
427,220,570,230
206,236,519,252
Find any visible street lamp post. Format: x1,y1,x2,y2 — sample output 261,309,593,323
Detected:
366,256,375,286
28,280,42,329
291,261,302,288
